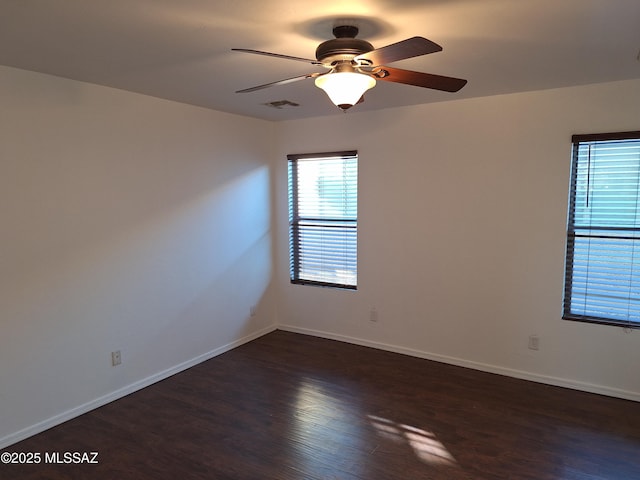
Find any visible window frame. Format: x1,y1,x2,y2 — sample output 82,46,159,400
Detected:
287,150,358,290
563,130,640,329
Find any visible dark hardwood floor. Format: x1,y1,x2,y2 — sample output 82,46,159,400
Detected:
2,330,640,479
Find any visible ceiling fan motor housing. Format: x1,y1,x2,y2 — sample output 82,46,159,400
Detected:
315,25,374,64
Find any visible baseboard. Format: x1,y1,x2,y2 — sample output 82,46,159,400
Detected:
0,324,277,450
277,324,640,403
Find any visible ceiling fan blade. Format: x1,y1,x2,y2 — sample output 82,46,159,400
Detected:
355,37,442,66
376,66,467,92
235,73,321,93
232,48,322,65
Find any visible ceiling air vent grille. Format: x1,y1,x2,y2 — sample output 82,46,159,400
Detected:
263,100,300,109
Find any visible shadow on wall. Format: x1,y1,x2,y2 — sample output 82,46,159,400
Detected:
0,165,273,441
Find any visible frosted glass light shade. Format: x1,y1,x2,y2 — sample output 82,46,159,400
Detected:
315,72,376,109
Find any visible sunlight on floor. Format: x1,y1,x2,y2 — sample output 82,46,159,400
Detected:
368,415,458,466
289,378,459,475
290,378,367,476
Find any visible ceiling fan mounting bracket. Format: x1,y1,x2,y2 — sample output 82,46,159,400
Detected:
332,25,359,38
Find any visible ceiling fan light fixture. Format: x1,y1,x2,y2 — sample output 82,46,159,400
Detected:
315,72,376,110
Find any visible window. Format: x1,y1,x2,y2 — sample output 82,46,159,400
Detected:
564,131,640,328
287,151,358,289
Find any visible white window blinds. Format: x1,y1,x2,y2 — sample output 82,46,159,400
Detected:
564,132,640,327
288,151,358,289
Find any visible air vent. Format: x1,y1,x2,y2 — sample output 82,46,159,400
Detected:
263,100,300,109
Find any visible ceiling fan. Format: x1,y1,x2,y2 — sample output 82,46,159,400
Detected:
232,25,467,111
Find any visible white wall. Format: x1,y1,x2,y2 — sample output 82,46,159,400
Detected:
0,66,277,447
275,79,640,401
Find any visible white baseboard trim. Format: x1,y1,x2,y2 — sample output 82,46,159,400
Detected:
277,324,640,403
0,324,277,450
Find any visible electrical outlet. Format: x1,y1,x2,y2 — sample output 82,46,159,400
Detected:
369,307,379,323
528,335,540,351
250,305,257,317
111,350,122,366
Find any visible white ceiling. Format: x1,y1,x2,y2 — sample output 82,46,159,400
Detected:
1,0,639,121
